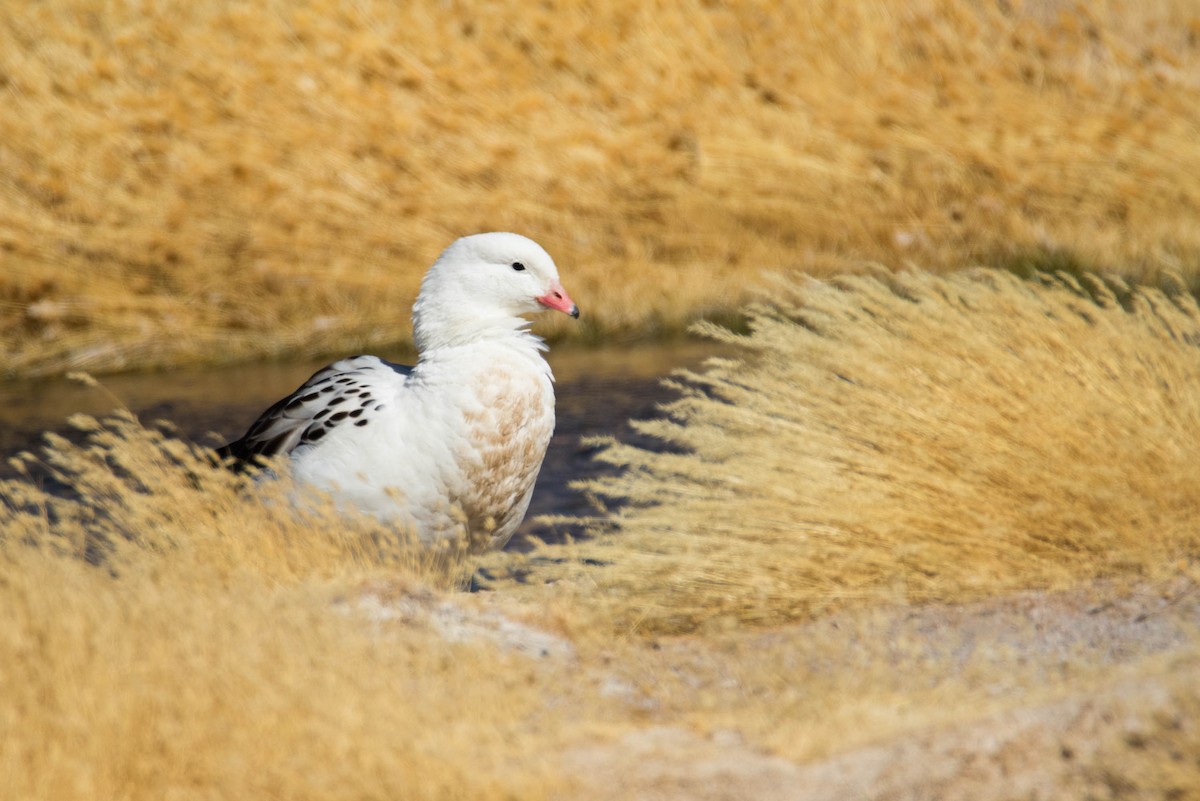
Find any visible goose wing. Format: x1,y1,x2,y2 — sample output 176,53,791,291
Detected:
218,355,412,465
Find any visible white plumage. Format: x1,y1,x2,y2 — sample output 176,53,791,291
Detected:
220,232,579,550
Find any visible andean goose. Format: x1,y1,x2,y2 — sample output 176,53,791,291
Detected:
219,232,579,550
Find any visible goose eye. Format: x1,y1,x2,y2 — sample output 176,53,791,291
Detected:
511,262,526,272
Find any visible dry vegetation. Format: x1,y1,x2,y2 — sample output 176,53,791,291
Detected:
0,414,577,800
4,268,1200,797
3,0,1200,375
503,268,1200,634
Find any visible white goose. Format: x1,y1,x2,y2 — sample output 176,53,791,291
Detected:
219,232,580,550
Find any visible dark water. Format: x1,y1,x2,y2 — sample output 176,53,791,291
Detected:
0,342,727,548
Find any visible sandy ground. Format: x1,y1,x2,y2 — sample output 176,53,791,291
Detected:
567,580,1199,800
375,575,1200,800
560,676,1180,801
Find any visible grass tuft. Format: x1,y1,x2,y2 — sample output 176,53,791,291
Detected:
0,413,571,800
493,269,1200,634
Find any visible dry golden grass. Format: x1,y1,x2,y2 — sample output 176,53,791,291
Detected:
0,550,571,800
4,268,1200,795
0,413,580,800
491,268,1200,634
3,0,1200,375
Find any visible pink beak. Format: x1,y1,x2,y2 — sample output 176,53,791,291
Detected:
536,280,580,318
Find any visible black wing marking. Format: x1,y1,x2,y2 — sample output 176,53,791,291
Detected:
217,355,411,469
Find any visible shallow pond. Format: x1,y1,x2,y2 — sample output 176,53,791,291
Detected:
0,341,728,547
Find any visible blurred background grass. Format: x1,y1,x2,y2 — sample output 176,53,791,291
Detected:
2,0,1199,376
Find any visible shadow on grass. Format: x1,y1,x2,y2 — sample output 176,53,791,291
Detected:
995,246,1200,311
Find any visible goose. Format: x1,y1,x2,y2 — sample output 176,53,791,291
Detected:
219,232,579,550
